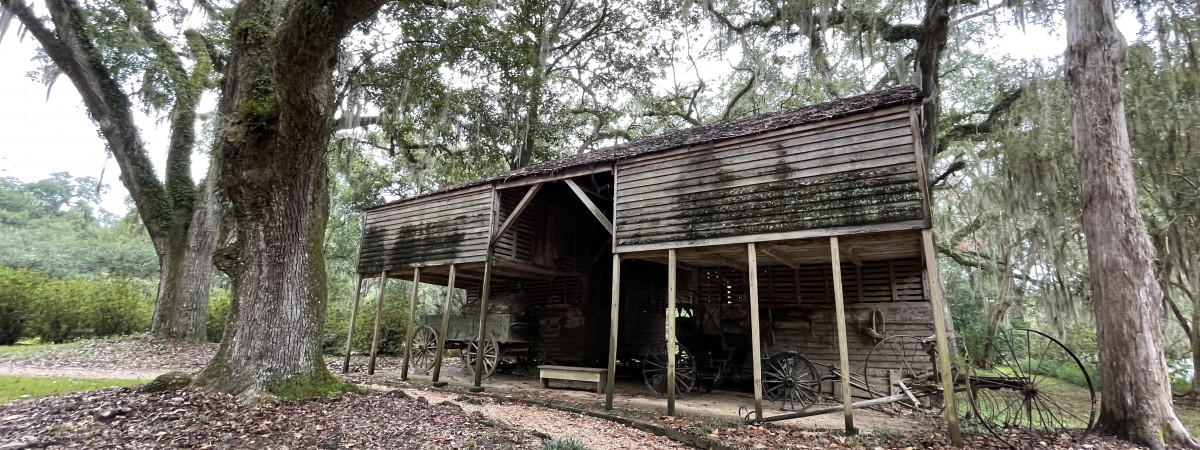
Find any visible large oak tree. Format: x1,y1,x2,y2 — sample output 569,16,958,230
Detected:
1,0,222,341
1064,0,1196,447
190,0,385,399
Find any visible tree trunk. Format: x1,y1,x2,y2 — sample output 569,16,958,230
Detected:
191,0,383,400
152,160,224,340
1,0,219,342
1065,0,1196,447
915,0,949,172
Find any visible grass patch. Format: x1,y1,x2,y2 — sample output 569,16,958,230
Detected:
0,374,144,403
1176,404,1200,434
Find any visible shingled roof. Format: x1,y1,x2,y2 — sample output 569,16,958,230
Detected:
367,85,923,210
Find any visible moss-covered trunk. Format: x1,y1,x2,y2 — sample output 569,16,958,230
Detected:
191,0,383,400
151,159,223,341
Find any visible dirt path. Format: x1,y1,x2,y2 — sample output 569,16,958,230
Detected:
413,388,688,450
0,363,160,380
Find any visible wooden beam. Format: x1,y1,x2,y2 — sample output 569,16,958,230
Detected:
472,188,500,392
830,237,856,434
490,183,543,248
496,165,611,189
342,274,364,374
401,267,422,380
909,106,934,227
565,178,614,235
368,270,389,375
431,265,456,387
923,229,962,446
840,245,864,267
666,249,677,416
614,220,927,253
605,254,621,410
758,244,799,270
794,268,803,304
676,247,745,269
748,243,764,422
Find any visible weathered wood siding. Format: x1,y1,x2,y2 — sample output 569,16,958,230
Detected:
613,107,925,252
357,184,493,273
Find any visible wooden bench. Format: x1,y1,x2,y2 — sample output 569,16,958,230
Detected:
537,365,608,394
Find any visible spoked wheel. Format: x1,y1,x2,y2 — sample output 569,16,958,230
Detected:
462,333,499,379
863,335,940,400
965,328,1097,448
762,352,821,411
642,343,697,397
409,325,438,373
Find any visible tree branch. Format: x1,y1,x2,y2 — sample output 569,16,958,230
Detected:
941,86,1025,145
118,0,208,222
722,67,756,120
3,0,173,242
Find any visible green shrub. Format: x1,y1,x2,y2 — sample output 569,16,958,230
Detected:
543,436,588,450
206,291,231,342
0,268,46,345
326,295,412,356
0,266,152,343
323,279,415,356
26,277,152,342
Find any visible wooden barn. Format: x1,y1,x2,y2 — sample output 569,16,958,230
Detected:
347,86,958,434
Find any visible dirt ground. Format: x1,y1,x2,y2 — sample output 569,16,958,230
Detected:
0,338,1165,449
355,354,925,435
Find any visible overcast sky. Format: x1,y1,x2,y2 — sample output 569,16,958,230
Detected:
0,14,1121,218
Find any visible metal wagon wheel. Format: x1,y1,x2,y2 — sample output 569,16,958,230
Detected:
409,325,438,373
642,343,697,397
864,335,940,399
965,328,1097,448
462,333,500,379
762,352,821,411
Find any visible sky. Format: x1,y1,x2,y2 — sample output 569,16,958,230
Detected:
0,36,174,214
0,11,1139,218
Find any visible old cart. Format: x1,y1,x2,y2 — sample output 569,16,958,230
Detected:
721,327,1096,449
407,313,538,379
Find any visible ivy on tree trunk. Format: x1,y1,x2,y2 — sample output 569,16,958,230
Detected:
191,0,385,401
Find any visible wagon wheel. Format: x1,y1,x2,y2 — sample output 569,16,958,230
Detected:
642,343,697,397
965,328,1096,448
864,335,940,400
462,333,500,379
762,352,821,411
409,325,438,373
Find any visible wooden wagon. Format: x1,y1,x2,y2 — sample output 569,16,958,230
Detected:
407,313,538,378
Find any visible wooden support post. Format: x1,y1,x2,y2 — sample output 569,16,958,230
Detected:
666,249,677,416
471,255,495,390
472,187,500,392
431,265,456,386
748,243,764,422
830,237,856,434
401,267,422,380
605,254,622,410
342,274,364,374
794,268,803,304
368,270,389,375
923,229,963,446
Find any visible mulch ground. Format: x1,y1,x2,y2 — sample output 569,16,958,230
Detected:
0,387,541,449
0,337,1170,449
